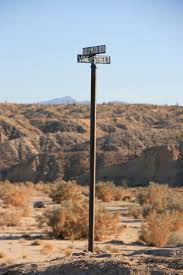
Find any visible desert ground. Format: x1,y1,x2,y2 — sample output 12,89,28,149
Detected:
0,103,183,273
0,182,182,274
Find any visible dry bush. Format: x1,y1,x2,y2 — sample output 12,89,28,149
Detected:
49,181,83,203
41,243,54,255
139,183,183,247
39,201,121,241
22,206,31,217
128,205,142,219
168,231,183,246
95,208,121,241
34,182,51,194
103,245,121,253
31,240,42,246
39,201,88,239
0,208,24,226
24,181,34,190
96,182,127,202
95,245,121,254
0,183,29,207
140,210,183,247
137,182,183,217
64,247,73,256
0,251,6,258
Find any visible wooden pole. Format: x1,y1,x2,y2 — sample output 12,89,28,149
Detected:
88,60,97,252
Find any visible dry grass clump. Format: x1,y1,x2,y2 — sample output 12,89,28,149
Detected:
41,243,54,255
139,183,183,247
34,182,51,194
64,247,73,256
39,201,88,239
137,182,183,217
128,205,142,219
0,208,24,226
140,210,183,247
168,231,183,246
49,181,83,203
0,182,29,207
31,240,43,246
96,182,127,202
39,201,121,241
0,251,6,258
103,245,121,253
95,208,121,241
95,245,121,254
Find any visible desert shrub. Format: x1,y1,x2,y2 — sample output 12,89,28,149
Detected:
24,181,34,190
0,208,24,226
103,245,121,254
39,201,121,241
168,231,183,246
34,182,51,194
137,182,183,217
0,183,29,207
31,240,42,246
39,201,88,239
95,208,121,241
138,183,183,247
41,243,54,255
128,205,142,219
49,181,83,203
140,210,183,247
96,182,126,202
64,247,73,256
0,251,6,258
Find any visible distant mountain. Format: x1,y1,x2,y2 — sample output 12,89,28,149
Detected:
106,100,127,104
39,97,128,105
40,96,77,105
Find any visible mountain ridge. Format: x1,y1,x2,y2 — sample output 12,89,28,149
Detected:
0,103,183,186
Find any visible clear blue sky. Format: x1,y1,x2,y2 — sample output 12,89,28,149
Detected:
0,0,182,104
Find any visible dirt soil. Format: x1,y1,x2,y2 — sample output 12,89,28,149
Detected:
2,249,183,275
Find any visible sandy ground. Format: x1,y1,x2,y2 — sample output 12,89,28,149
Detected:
0,190,182,274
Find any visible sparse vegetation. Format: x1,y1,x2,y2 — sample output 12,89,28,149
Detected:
96,182,127,202
49,181,83,203
137,182,183,217
0,182,29,207
31,240,42,246
128,205,142,219
64,247,73,256
0,251,6,258
168,231,183,246
41,243,54,255
39,200,121,241
139,183,183,247
0,208,24,226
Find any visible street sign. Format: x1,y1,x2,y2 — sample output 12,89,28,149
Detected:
77,54,111,64
77,45,111,253
83,45,106,56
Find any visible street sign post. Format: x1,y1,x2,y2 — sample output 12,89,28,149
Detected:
77,45,111,253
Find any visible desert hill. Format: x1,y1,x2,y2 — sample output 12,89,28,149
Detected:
0,103,183,186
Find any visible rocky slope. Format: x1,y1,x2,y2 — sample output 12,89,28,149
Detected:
3,248,183,275
0,103,183,186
